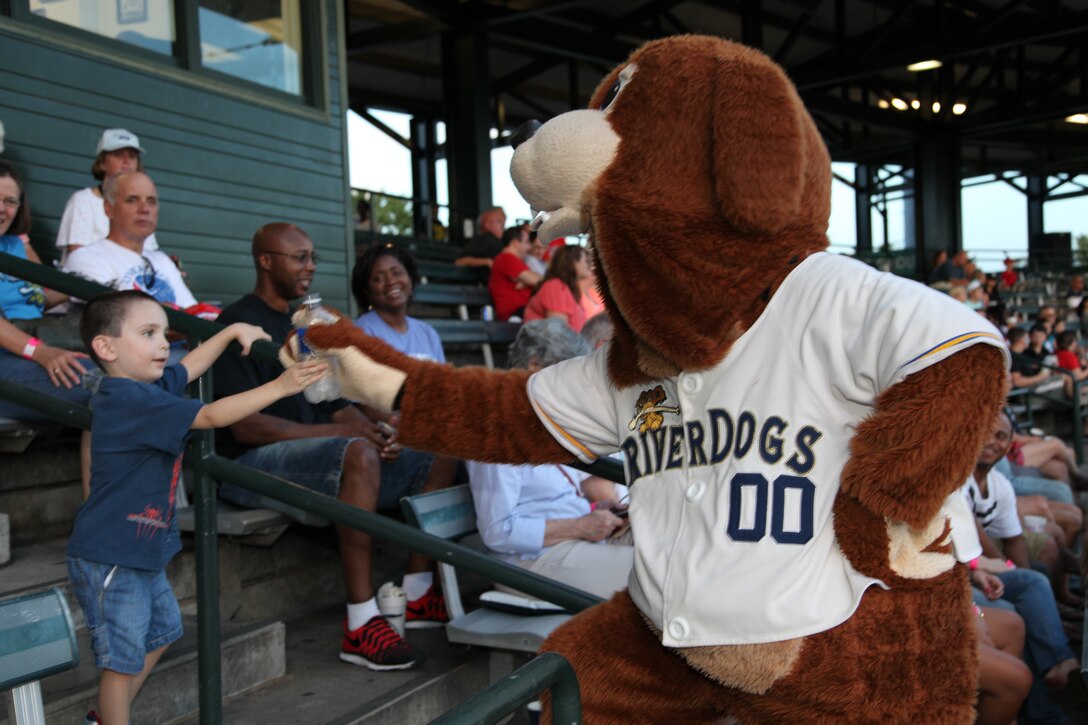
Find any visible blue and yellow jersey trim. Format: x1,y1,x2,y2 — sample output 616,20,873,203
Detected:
898,331,1003,372
535,406,597,461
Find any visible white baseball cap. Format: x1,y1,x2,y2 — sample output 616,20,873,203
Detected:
96,128,144,155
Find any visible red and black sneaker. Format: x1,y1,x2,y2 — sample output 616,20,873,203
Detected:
340,616,418,671
405,585,449,629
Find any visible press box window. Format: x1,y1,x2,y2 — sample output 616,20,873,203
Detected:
29,0,177,56
198,0,304,96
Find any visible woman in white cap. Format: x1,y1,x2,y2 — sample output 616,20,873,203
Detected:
54,128,157,263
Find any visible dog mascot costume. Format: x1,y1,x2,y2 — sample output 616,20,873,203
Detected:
293,35,1009,724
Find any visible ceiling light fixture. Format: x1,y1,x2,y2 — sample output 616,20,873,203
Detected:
907,59,943,72
877,99,890,109
952,102,967,115
1067,113,1088,124
932,101,941,113
910,99,921,110
890,97,909,111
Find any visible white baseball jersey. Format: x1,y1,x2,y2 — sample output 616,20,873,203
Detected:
527,252,1008,647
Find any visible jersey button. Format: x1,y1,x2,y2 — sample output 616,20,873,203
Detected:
685,481,705,501
680,373,702,394
667,617,690,641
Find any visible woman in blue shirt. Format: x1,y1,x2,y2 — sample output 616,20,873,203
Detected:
0,162,91,421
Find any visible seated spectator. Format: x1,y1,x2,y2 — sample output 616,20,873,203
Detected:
1024,323,1053,362
455,206,506,284
488,225,542,321
958,519,1033,724
966,278,987,311
970,574,1033,724
55,129,158,263
1036,306,1063,346
1000,257,1019,290
581,312,614,350
1067,274,1084,310
1008,328,1053,388
350,241,458,494
525,230,548,276
962,411,1082,720
1008,425,1088,492
933,249,969,286
0,162,91,421
1053,329,1088,399
62,172,195,310
354,198,372,232
523,245,590,332
213,222,453,672
467,319,632,599
352,243,444,362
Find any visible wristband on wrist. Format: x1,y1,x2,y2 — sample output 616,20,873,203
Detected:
968,558,979,571
22,337,41,360
1005,559,1016,570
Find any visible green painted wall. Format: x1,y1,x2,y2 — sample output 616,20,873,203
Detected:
0,1,353,311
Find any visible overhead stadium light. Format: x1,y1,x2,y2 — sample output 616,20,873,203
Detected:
1067,114,1088,124
877,99,890,109
890,97,909,111
907,59,943,72
910,99,921,110
952,102,967,115
932,101,941,113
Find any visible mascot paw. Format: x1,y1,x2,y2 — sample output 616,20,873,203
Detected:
279,324,407,412
886,515,955,580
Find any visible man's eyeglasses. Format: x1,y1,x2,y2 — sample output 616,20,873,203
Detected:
258,250,321,265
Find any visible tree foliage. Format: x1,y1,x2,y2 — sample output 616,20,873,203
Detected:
1076,234,1088,268
352,191,413,236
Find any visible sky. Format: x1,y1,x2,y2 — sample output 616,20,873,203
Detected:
347,109,1088,273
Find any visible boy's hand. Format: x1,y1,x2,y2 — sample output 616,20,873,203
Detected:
276,360,328,395
232,323,272,355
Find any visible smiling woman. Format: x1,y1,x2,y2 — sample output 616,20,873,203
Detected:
350,243,444,364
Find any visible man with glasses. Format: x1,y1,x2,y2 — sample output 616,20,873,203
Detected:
62,171,196,309
211,222,450,672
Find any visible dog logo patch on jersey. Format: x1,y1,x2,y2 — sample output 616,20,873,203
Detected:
628,385,681,432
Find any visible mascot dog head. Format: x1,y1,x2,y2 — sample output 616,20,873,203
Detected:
511,35,832,387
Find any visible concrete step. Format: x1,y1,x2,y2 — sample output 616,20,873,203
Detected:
0,616,285,725
0,434,82,546
173,605,535,725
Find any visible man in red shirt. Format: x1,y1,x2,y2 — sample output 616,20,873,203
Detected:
489,226,542,320
1000,257,1019,290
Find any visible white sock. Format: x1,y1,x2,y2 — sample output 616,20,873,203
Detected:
403,572,433,601
347,598,381,631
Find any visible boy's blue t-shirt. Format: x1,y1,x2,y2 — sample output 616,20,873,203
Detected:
67,365,203,571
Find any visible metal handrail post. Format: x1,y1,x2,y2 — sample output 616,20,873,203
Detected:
429,652,581,725
190,364,222,725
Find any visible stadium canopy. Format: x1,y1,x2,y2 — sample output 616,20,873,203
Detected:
343,0,1088,270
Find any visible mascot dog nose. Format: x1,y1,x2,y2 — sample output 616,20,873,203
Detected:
510,120,541,149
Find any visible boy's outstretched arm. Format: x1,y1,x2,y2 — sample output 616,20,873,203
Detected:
181,323,272,382
192,360,326,429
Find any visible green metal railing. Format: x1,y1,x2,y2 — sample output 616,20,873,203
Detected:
432,652,581,725
0,252,623,723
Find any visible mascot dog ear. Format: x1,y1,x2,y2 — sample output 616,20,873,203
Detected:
711,55,812,236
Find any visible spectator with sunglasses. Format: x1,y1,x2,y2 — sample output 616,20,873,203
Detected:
62,172,196,310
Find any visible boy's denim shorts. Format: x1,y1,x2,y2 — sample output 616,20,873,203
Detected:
67,557,183,675
220,436,434,512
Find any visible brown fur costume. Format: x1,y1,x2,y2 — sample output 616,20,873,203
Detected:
299,35,1008,724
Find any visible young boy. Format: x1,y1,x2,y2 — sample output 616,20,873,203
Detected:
69,290,325,725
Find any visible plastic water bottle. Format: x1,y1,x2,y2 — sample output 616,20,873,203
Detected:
291,293,342,403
